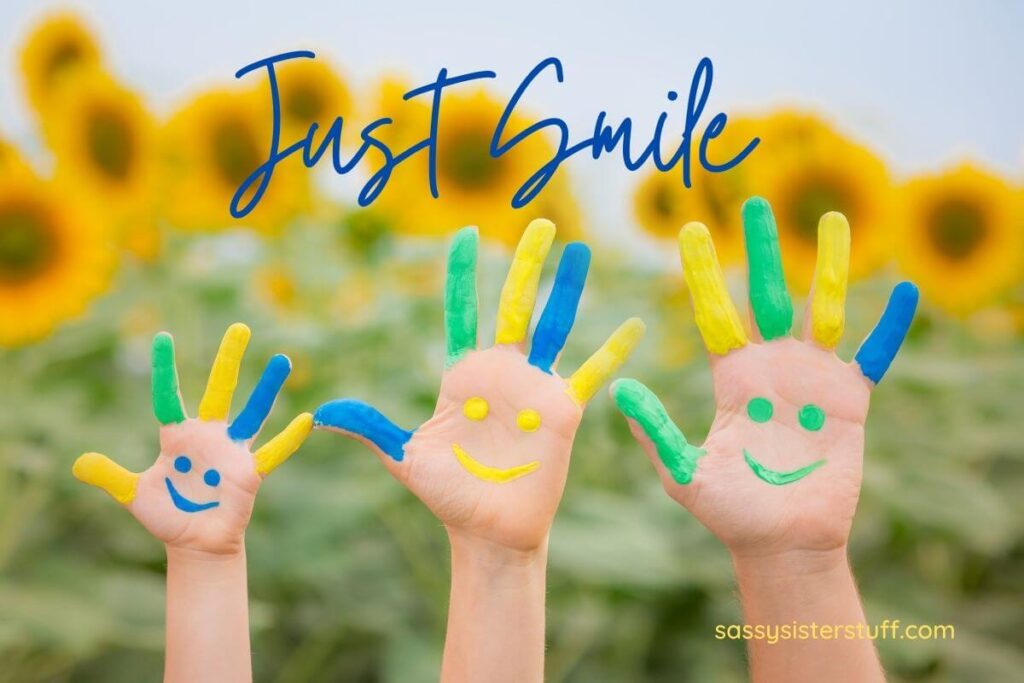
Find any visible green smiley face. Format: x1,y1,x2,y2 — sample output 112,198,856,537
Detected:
743,397,827,485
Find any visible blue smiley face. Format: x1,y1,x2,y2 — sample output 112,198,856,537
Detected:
164,455,222,513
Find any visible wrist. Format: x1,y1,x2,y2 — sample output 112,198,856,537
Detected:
731,545,849,581
447,530,548,579
166,545,247,580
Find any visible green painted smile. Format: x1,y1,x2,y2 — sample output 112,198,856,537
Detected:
743,449,825,485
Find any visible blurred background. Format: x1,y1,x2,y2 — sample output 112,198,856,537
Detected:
1,1,1022,681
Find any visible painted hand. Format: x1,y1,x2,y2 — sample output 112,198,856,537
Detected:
315,220,644,552
613,198,918,557
72,323,312,555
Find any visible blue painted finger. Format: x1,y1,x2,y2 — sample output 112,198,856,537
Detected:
313,399,414,462
528,243,591,373
228,354,292,441
854,282,919,384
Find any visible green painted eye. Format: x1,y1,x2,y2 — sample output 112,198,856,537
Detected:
798,404,826,431
747,397,773,423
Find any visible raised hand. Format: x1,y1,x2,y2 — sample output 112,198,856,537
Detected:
72,323,312,555
314,220,645,552
613,197,918,558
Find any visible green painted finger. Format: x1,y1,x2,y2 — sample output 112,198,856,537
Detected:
612,379,704,484
445,227,479,367
152,332,186,425
742,197,793,340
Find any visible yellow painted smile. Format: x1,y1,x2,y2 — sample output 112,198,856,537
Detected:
452,443,540,483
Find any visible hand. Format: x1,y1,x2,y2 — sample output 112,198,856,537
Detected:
73,323,312,555
613,197,918,559
315,220,645,553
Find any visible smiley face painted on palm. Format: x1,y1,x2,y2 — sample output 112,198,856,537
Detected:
741,395,827,485
166,454,222,512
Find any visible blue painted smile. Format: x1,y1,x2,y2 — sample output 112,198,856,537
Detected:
164,477,220,513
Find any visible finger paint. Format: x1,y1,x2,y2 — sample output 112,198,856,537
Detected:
451,443,540,483
810,212,850,348
612,379,704,485
254,412,313,476
495,219,555,345
678,222,748,355
445,227,479,367
854,281,919,384
152,332,186,425
567,317,646,405
743,449,825,485
742,197,792,340
72,452,139,505
797,404,825,431
198,323,251,421
229,354,292,441
313,400,414,462
746,397,773,423
528,242,590,373
516,408,541,432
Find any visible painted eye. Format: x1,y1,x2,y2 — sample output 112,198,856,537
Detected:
204,469,221,487
174,455,192,473
516,409,541,432
746,397,773,423
463,397,489,421
798,404,825,431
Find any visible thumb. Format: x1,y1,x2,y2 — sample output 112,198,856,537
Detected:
313,399,414,480
72,452,140,505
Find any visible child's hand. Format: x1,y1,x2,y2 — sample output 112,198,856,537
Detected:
315,221,644,552
73,323,312,555
613,198,918,559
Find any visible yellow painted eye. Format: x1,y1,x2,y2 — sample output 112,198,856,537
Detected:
517,409,541,432
463,397,489,421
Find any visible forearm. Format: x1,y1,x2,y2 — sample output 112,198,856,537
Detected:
165,546,252,683
441,533,548,683
733,547,884,683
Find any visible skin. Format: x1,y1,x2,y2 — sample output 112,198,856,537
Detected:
615,198,917,683
73,325,310,683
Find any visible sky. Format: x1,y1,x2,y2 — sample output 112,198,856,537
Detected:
1,0,1022,246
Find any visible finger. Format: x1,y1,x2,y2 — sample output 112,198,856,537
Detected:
445,226,479,367
742,197,793,340
253,412,313,476
805,212,850,348
198,322,251,421
854,282,919,384
495,218,556,346
313,399,415,463
228,354,292,441
151,332,186,425
72,453,140,505
528,242,591,373
678,222,748,354
566,318,646,405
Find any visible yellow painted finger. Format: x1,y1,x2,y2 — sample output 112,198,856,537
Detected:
495,219,556,345
72,452,139,505
567,317,646,404
198,323,251,421
679,222,747,354
809,212,850,348
254,412,313,476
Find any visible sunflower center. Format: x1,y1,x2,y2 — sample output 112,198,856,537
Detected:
87,106,135,181
211,120,261,187
651,181,678,219
789,178,851,244
0,202,58,284
45,40,84,82
285,84,324,124
927,198,987,261
440,128,504,191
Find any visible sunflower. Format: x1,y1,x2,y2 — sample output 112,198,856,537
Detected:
375,87,575,246
748,111,893,291
632,116,757,265
0,168,116,346
0,138,31,175
897,164,1023,315
44,70,161,259
19,12,102,114
272,56,355,141
161,87,309,233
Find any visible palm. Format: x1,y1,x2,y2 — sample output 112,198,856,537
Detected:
614,199,917,556
316,221,643,552
73,324,312,555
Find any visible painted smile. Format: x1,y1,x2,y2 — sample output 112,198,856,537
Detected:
451,443,540,483
742,449,825,486
165,477,220,513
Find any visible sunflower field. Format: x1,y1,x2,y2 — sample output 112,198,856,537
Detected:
1,10,1023,683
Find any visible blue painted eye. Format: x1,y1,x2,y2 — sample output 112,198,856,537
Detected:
204,469,221,487
174,456,192,473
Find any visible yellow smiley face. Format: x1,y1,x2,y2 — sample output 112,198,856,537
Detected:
452,397,542,483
